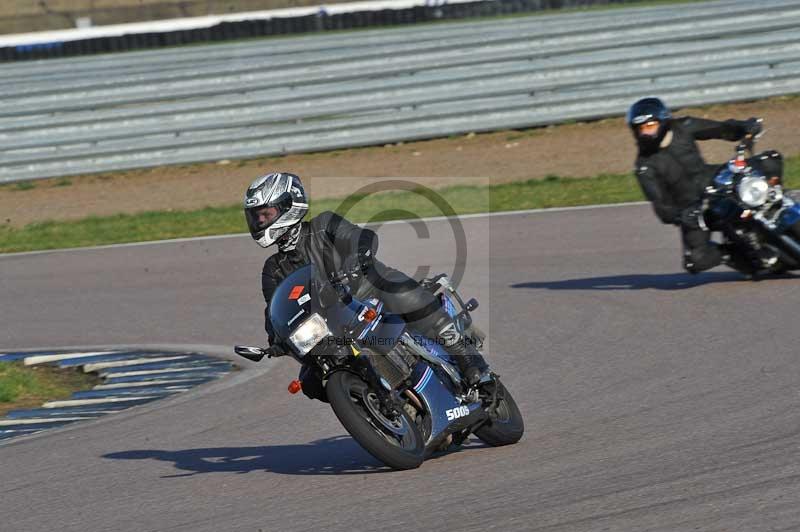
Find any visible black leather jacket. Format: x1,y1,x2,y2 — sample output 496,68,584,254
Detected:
634,116,751,225
261,211,377,340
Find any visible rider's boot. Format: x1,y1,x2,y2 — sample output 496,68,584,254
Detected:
435,319,489,386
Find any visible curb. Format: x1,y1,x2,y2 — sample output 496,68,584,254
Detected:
0,347,237,442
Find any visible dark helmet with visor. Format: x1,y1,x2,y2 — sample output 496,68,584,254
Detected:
626,97,672,151
244,172,309,248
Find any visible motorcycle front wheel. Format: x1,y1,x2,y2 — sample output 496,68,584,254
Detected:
326,370,424,470
475,379,524,446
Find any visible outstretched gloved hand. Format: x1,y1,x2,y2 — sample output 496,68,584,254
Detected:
343,251,374,276
745,117,763,137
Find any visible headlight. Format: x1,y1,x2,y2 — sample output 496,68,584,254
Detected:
289,313,331,356
737,177,769,207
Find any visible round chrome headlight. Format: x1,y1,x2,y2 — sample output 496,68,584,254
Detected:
737,177,769,207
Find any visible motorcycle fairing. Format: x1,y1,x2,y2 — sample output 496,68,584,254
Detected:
409,360,484,450
406,334,484,450
269,265,317,342
356,308,407,355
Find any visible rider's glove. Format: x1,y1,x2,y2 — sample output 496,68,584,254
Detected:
744,117,763,137
343,251,374,276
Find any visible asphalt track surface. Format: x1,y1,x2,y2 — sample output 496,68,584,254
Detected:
2,205,800,532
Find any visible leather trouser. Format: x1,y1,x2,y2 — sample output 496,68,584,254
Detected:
355,261,486,376
681,225,722,274
354,261,451,337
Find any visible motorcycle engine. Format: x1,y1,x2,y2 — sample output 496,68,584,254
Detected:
367,343,417,390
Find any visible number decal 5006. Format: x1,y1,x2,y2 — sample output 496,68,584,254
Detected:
445,406,471,421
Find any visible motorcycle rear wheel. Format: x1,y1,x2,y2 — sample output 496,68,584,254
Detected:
475,379,524,446
327,370,424,470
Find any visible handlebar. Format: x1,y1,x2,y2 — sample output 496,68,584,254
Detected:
737,136,756,159
737,119,765,157
329,264,364,285
319,266,362,307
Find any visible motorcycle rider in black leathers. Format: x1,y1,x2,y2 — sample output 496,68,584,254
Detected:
244,172,489,401
627,97,784,273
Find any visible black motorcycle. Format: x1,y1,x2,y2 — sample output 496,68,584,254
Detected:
235,265,523,470
702,131,800,275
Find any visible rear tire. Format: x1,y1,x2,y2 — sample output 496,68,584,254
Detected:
326,370,424,470
475,379,524,446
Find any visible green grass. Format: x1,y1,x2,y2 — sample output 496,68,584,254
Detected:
1,155,798,254
12,181,36,191
0,362,99,416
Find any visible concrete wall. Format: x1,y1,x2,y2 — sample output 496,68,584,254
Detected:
0,1,358,34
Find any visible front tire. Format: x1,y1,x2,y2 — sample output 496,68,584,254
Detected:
475,379,524,446
326,370,424,470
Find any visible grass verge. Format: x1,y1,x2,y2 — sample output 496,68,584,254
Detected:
1,156,798,254
0,362,100,417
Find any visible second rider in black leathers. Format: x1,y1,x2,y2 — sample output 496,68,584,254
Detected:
627,97,783,273
244,172,489,401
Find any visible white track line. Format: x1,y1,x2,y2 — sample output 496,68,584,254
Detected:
23,351,117,366
83,355,190,373
89,386,192,395
43,396,161,408
101,365,224,378
0,202,648,258
0,417,92,426
93,379,206,390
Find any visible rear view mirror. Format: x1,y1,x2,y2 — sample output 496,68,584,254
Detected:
234,345,266,362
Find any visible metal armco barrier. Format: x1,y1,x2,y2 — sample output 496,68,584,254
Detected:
1,0,799,183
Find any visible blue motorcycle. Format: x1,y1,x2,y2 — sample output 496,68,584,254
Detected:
704,132,800,275
235,265,523,470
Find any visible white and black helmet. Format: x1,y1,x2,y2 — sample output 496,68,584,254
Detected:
244,172,308,249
